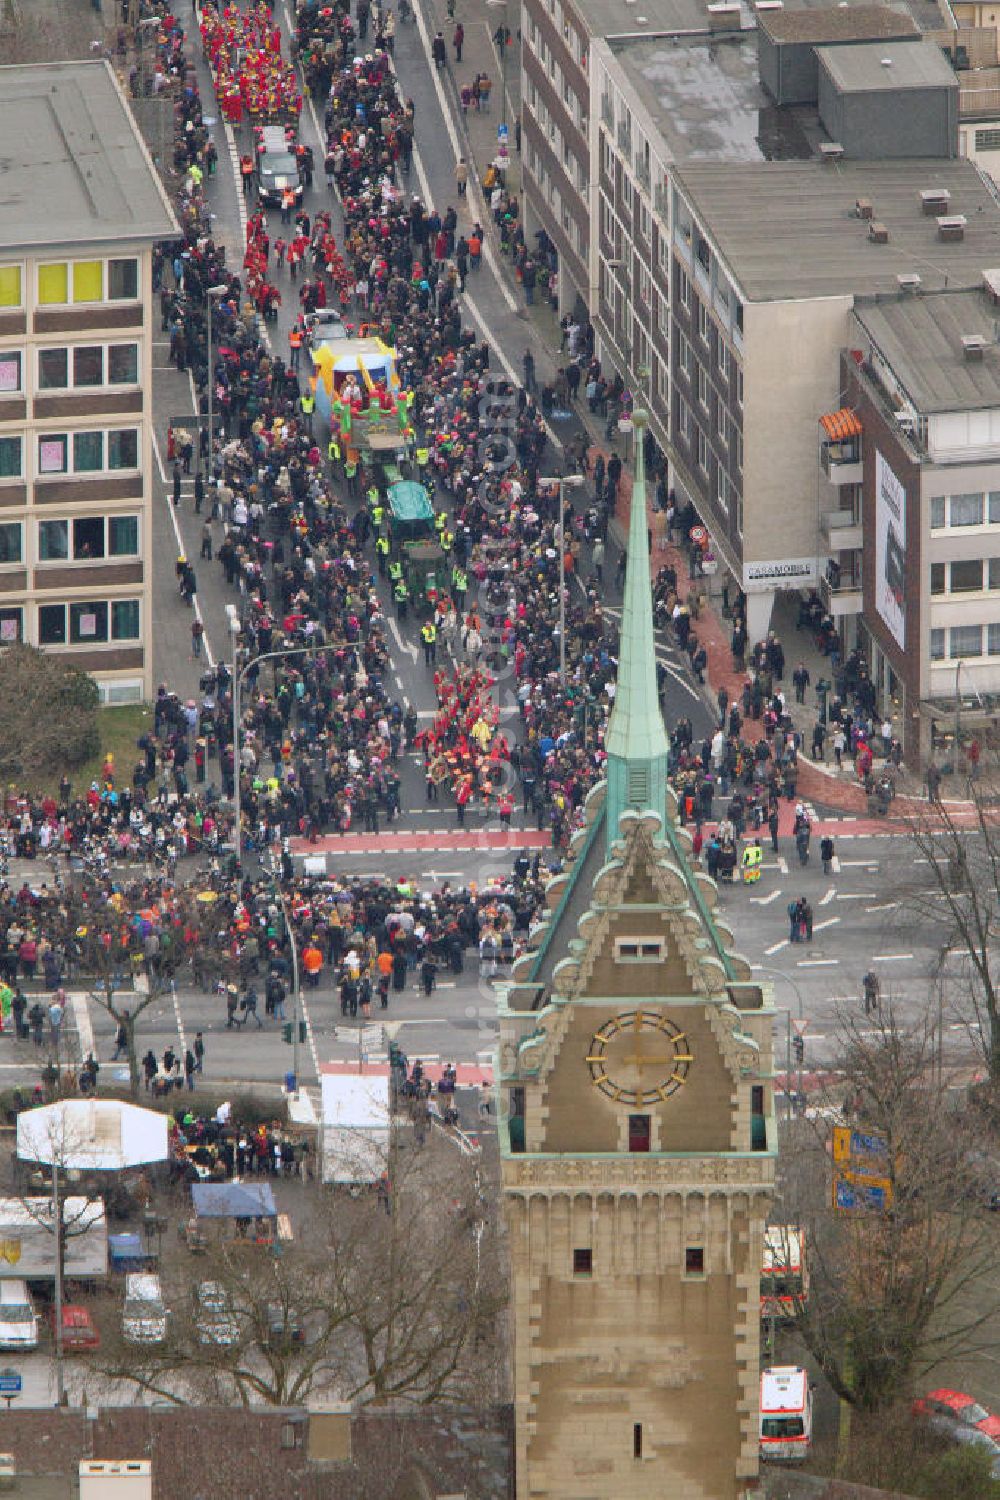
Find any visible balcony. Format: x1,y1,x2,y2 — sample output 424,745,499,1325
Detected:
820,558,862,617
821,506,863,552
821,438,863,486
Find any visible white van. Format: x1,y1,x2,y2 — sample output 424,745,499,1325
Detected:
0,1280,38,1349
122,1274,168,1345
759,1366,813,1462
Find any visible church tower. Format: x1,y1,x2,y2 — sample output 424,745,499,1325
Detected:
497,411,776,1500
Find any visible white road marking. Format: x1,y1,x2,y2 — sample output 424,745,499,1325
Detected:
836,892,868,901
764,939,789,955
798,959,839,967
150,429,216,669
776,856,788,874
750,889,782,906
819,887,837,905
830,855,841,872
872,953,914,962
812,917,840,932
866,902,898,913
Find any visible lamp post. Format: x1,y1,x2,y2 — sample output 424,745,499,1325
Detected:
203,284,228,479
538,473,584,682
753,965,806,1112
229,628,364,880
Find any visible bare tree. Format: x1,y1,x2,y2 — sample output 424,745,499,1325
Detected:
0,645,98,782
779,1009,999,1412
92,1136,507,1409
897,787,1000,1083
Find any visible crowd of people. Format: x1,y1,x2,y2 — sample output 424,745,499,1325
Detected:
201,0,303,126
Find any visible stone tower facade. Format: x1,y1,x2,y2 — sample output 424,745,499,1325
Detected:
496,413,775,1499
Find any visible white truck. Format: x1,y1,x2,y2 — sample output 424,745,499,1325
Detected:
0,1197,108,1282
759,1365,813,1462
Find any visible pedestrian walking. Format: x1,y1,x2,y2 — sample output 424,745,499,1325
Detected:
453,21,464,60
194,1031,205,1075
112,1010,130,1061
455,156,468,195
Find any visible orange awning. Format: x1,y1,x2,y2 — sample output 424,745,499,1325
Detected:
820,408,862,441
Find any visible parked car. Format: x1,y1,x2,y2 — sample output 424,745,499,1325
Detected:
913,1389,1000,1442
923,1413,1000,1479
0,1281,38,1350
195,1282,240,1347
122,1273,168,1345
51,1303,99,1351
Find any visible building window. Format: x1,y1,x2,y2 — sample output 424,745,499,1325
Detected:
633,1424,643,1460
951,624,983,658
677,395,691,443
718,342,731,382
0,351,22,394
38,604,66,645
677,266,690,309
38,434,67,474
989,623,1000,655
628,1114,651,1153
0,608,22,644
989,492,1000,524
951,558,984,593
0,436,22,480
697,301,710,344
38,520,67,561
950,492,984,527
573,1248,593,1276
70,601,108,643
696,366,709,411
697,428,708,472
976,128,1000,149
614,938,664,962
930,496,946,529
109,343,140,386
930,627,945,661
930,562,945,595
38,514,140,563
695,234,711,274
684,1246,705,1276
36,258,138,307
736,367,743,409
111,599,141,640
0,266,22,308
73,347,104,387
0,523,21,565
38,348,68,390
73,431,104,473
989,558,1000,590
37,429,139,477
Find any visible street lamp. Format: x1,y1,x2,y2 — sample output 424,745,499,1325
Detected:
203,284,228,479
538,473,584,682
753,965,805,1111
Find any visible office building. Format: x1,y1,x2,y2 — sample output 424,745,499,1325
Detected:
0,59,177,701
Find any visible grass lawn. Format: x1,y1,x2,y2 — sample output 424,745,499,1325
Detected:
20,703,152,798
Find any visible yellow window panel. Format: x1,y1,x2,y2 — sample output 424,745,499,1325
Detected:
72,261,103,303
38,264,68,305
0,266,21,308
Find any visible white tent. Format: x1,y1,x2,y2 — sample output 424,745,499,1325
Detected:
320,1073,390,1185
17,1100,169,1171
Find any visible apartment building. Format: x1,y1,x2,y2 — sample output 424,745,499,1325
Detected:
0,59,176,702
826,280,1000,764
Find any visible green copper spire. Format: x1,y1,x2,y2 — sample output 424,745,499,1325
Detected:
604,410,671,855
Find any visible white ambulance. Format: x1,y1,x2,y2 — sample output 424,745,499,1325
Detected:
759,1365,813,1462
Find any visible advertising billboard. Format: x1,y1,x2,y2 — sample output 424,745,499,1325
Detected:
875,450,906,651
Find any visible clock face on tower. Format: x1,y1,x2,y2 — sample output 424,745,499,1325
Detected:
587,1010,694,1106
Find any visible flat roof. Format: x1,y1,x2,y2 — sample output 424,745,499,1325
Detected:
757,5,919,42
612,33,823,161
0,59,177,251
817,37,959,91
672,158,1000,300
572,0,712,40
854,286,1000,412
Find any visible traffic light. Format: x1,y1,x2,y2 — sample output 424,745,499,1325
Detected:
282,1023,292,1044
299,1021,307,1043
792,1035,805,1065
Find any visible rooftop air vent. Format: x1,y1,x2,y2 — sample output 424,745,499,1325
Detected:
920,187,950,215
962,333,987,360
820,142,844,161
938,214,967,242
897,272,921,293
983,268,1000,304
869,221,889,244
855,198,873,220
754,1,784,10
706,1,741,28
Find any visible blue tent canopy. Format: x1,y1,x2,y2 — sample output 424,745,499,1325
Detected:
191,1182,277,1219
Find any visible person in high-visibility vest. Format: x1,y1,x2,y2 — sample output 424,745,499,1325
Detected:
741,839,763,885
288,325,303,371
388,559,403,585
415,445,429,469
343,457,357,496
299,389,315,433
371,502,384,531
421,620,437,666
452,567,467,609
441,529,454,553
434,510,447,535
394,579,409,620
375,535,390,575
328,436,340,465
